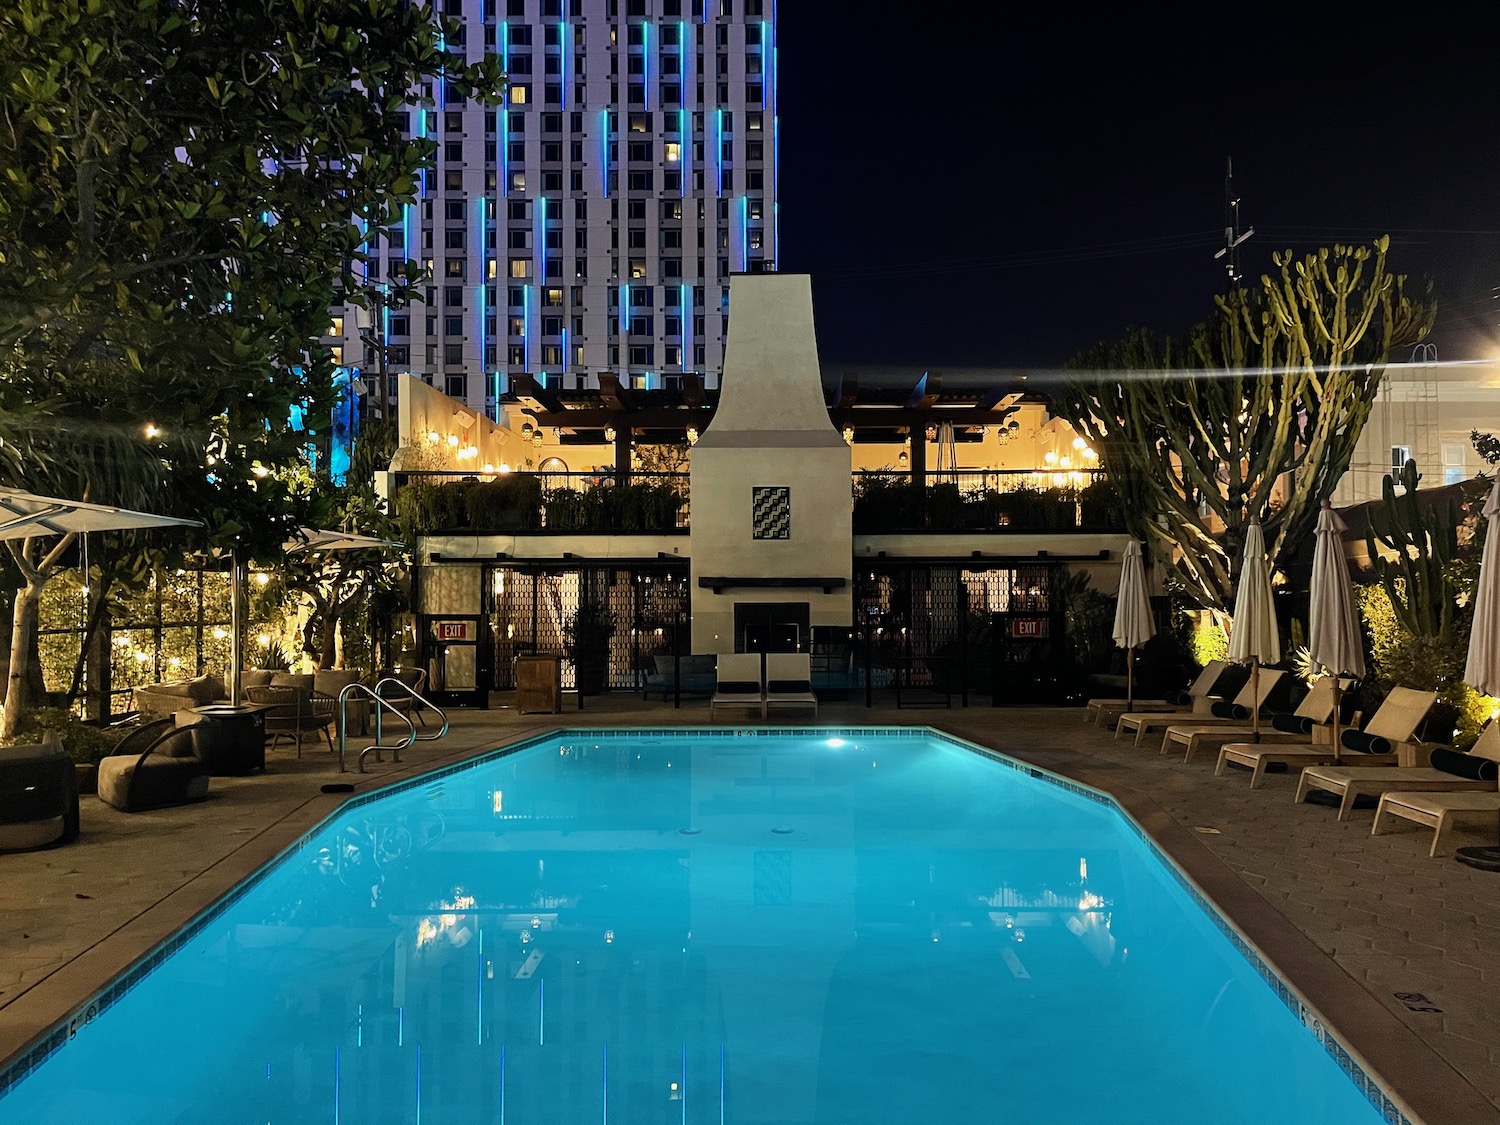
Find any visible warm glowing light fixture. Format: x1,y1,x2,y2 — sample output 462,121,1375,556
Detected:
604,425,617,442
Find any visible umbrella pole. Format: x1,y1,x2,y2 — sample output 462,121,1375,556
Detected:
1126,648,1134,713
1251,661,1260,743
230,548,243,708
1330,676,1341,766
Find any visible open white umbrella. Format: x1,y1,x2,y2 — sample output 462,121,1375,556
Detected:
1112,538,1155,711
285,528,408,554
0,487,203,539
1227,518,1281,741
1308,501,1365,762
0,488,204,739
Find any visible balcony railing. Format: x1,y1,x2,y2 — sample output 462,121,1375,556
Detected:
851,469,1124,533
392,469,1125,536
393,471,690,534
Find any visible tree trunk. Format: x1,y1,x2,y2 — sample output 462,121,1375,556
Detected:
2,581,43,741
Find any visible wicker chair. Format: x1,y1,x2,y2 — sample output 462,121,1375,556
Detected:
245,684,338,756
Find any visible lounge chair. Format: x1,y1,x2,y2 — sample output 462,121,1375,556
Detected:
1297,718,1500,821
1086,659,1227,728
764,652,818,719
1215,685,1436,789
1161,672,1347,763
0,737,79,852
96,718,212,812
246,683,337,756
1118,662,1259,747
710,653,765,721
1371,788,1500,857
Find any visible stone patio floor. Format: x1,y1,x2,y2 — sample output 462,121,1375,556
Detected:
2,694,1499,1123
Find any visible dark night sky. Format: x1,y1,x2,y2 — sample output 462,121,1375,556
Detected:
777,2,1500,375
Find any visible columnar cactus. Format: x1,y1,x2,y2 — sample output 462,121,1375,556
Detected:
1364,459,1457,640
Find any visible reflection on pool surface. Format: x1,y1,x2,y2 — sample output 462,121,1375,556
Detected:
2,729,1390,1124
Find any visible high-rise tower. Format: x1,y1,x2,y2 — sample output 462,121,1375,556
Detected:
331,0,778,424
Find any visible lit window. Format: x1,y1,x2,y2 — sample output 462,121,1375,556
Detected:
665,142,680,163
510,259,530,278
510,85,528,104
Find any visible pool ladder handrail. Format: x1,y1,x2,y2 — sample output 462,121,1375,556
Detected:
340,678,450,774
372,676,449,755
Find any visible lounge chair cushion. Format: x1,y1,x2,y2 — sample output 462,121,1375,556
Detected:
1430,746,1500,782
1342,728,1393,755
1210,700,1251,720
717,680,761,694
1165,690,1193,706
767,679,812,694
1271,712,1315,735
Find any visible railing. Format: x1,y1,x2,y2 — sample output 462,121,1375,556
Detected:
335,678,450,773
393,468,1123,535
394,470,689,535
851,469,1123,533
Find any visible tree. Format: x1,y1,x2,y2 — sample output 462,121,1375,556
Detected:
1055,239,1434,614
0,0,503,734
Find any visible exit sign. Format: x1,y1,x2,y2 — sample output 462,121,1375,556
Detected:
433,620,475,642
1010,617,1049,639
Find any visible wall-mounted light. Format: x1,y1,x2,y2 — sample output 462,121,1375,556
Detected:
898,450,909,467
532,430,543,447
521,421,535,439
686,426,699,445
925,425,938,441
604,425,617,442
842,426,854,445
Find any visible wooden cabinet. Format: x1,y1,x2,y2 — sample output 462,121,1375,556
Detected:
515,653,563,714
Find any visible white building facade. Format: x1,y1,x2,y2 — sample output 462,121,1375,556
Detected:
331,0,778,423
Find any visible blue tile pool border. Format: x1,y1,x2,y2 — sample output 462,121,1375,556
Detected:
0,726,1422,1124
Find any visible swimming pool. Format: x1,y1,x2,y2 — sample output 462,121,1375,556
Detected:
0,728,1404,1124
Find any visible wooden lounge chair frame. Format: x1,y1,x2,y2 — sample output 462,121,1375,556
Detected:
764,652,818,719
710,653,765,721
1216,685,1436,789
1086,659,1226,727
1371,790,1500,856
1297,718,1500,821
1162,672,1347,763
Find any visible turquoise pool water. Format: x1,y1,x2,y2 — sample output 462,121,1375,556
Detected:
1,729,1394,1124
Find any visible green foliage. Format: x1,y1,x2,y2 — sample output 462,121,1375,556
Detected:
1356,581,1484,746
1363,460,1459,641
1055,239,1435,613
850,472,1119,533
1057,569,1115,674
465,476,544,531
1188,612,1230,668
6,706,124,765
564,595,616,695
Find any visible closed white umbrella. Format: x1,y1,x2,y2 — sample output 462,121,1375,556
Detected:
1112,539,1155,711
1461,476,1500,866
1464,477,1500,698
1227,518,1281,741
1308,501,1365,761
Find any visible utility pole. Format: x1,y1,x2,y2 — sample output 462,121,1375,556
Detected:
1213,157,1254,289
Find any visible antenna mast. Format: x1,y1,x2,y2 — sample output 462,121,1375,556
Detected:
1212,157,1254,288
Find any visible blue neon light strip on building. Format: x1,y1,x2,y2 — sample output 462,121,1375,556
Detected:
559,15,568,110
762,21,771,109
714,108,723,198
774,116,780,264
642,22,650,111
740,196,748,271
599,109,610,196
537,195,547,285
561,326,569,376
681,282,690,370
679,108,689,197
476,198,487,381
500,22,510,197
620,284,630,343
524,284,533,372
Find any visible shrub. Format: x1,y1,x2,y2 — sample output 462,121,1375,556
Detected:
7,707,125,766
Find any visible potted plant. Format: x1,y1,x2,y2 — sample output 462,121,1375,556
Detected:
565,598,617,695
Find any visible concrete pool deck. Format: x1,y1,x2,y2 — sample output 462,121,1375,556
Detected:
1,696,1498,1123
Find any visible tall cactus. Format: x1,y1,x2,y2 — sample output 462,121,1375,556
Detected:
1056,238,1435,613
1363,459,1457,640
